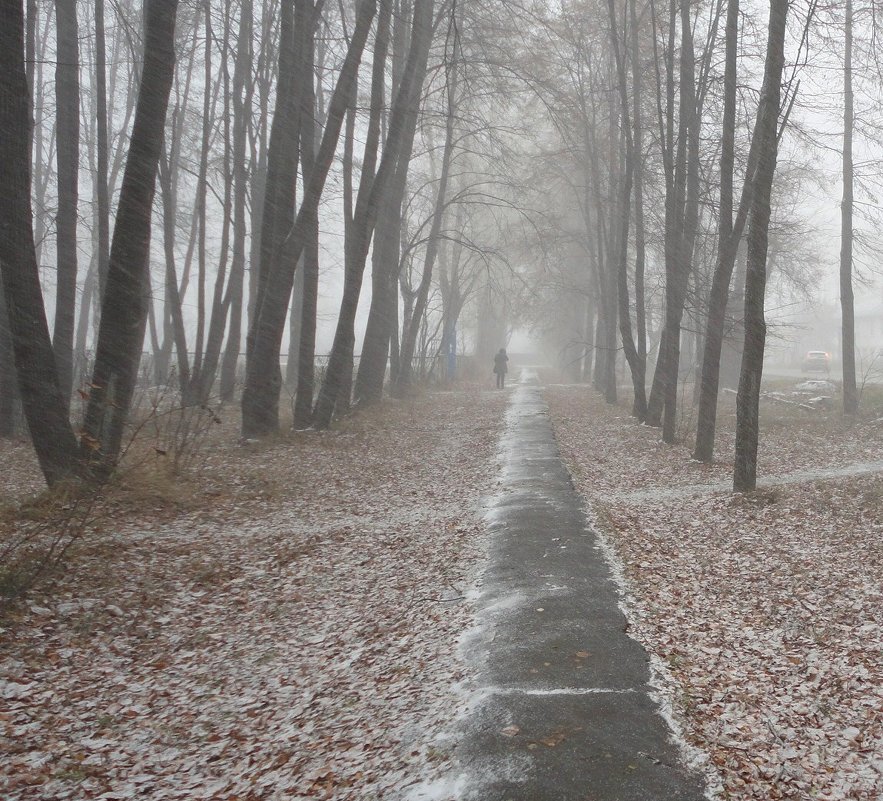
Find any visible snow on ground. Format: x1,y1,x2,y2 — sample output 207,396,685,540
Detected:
0,386,507,800
548,384,883,801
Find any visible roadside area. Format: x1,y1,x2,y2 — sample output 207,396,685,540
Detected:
548,383,883,801
0,385,506,800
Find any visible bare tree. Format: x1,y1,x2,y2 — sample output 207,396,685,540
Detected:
354,0,415,405
606,0,646,419
313,0,434,427
95,0,111,300
292,0,323,428
0,0,81,483
693,0,757,462
733,0,789,492
52,0,80,409
241,0,378,437
840,0,857,414
81,0,180,472
395,12,457,394
220,0,258,401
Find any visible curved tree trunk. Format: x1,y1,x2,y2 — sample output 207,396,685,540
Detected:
353,0,416,405
606,0,645,420
241,0,377,437
312,0,432,428
0,0,80,483
693,0,762,462
80,0,179,474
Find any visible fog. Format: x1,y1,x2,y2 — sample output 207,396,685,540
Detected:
3,0,883,452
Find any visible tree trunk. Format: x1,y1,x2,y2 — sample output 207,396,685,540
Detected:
75,256,96,386
592,311,605,391
192,0,213,387
193,10,234,404
733,0,788,492
293,3,320,428
52,0,80,411
581,293,594,382
660,0,700,443
0,284,20,438
607,0,645,420
249,0,301,356
352,0,411,404
81,0,179,473
395,27,456,394
220,0,254,402
95,0,111,301
0,0,81,483
693,0,761,462
631,0,646,371
31,3,53,274
840,0,857,415
158,152,193,395
646,0,679,427
241,0,377,437
312,0,401,427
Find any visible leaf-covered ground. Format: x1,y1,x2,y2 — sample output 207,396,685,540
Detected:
6,378,883,800
547,384,883,801
0,386,507,800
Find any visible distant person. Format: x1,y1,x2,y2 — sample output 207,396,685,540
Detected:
493,348,509,388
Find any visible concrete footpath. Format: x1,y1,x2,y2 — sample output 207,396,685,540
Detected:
454,372,707,800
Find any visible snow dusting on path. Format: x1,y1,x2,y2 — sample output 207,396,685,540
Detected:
548,384,883,801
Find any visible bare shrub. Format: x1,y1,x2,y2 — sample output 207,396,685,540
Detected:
0,386,222,608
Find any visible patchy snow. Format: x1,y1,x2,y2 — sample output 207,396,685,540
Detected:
586,506,726,800
0,387,507,800
549,384,883,801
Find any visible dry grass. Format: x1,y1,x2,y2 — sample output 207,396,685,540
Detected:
0,380,494,609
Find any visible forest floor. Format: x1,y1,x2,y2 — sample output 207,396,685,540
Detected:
548,380,883,801
0,384,508,800
1,374,883,800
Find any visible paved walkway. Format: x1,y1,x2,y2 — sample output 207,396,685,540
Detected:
454,371,707,800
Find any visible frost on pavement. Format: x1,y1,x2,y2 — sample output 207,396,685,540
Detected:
548,384,883,801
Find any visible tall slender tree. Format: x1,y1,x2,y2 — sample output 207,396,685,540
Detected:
606,0,646,420
312,0,434,427
354,0,415,405
840,0,857,414
95,0,111,300
733,0,789,492
693,0,760,462
395,18,456,394
293,0,322,428
53,0,80,409
81,0,180,472
241,0,378,437
219,0,256,401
